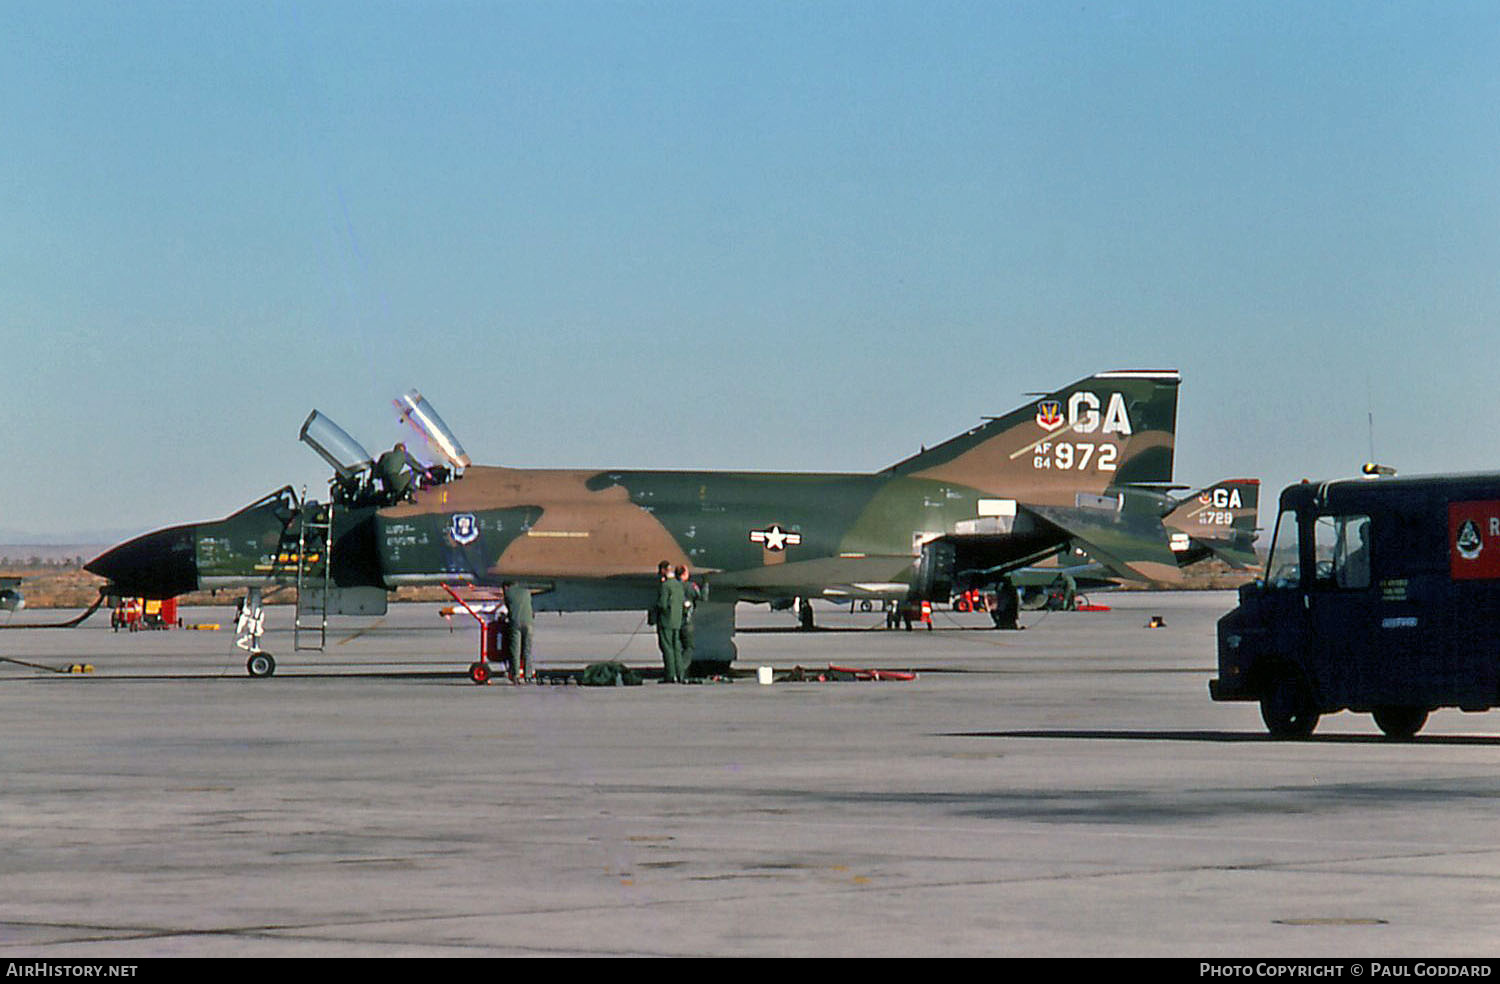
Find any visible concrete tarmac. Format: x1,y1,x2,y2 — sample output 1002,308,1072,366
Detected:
3,592,1500,957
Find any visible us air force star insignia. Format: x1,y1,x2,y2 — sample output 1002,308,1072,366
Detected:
750,525,802,551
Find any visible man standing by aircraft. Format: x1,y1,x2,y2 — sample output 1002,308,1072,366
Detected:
502,581,534,683
678,565,701,678
655,560,685,683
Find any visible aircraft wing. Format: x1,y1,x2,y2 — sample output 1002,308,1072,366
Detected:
716,554,919,604
1005,561,1122,593
1023,504,1181,584
1189,537,1260,570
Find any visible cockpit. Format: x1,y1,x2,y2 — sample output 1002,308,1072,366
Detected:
299,389,470,508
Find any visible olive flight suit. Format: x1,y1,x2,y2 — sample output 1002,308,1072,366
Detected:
504,583,534,681
656,576,686,683
375,446,415,502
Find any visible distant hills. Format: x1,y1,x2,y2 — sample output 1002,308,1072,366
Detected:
0,544,111,566
0,529,134,547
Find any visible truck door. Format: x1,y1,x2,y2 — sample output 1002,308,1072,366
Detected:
1260,506,1309,643
1305,513,1381,708
1244,506,1321,734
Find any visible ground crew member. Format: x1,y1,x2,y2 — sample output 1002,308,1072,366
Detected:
376,443,416,502
651,560,670,630
1047,573,1078,611
655,560,685,683
486,598,511,676
677,565,701,678
991,580,1020,630
502,581,534,683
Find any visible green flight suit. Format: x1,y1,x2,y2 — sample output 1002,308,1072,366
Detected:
1059,573,1077,611
504,583,534,680
656,577,685,683
375,447,415,502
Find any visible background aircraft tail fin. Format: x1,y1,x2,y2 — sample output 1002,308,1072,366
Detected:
1163,478,1261,568
884,369,1180,494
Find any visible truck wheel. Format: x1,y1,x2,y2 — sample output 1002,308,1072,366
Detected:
1373,707,1428,739
1260,670,1319,738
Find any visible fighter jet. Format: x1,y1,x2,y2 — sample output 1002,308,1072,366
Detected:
997,476,1261,611
1057,476,1261,573
86,371,1183,675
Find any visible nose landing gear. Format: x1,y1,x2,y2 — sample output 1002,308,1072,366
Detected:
247,651,277,678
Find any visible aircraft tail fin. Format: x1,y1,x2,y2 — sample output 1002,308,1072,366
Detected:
1163,478,1260,569
884,369,1180,495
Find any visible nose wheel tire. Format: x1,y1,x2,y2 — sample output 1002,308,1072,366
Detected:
247,652,277,678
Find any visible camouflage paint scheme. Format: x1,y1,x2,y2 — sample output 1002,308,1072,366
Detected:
1011,476,1261,602
87,370,1184,666
1162,478,1260,570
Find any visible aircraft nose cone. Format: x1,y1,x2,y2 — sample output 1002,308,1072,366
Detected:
85,525,199,599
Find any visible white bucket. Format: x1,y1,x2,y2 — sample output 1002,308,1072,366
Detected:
757,665,774,686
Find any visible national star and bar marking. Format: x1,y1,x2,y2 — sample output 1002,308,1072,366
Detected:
750,525,802,551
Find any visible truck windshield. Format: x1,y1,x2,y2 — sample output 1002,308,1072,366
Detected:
1266,509,1300,587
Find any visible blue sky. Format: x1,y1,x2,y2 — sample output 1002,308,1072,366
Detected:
3,1,1498,540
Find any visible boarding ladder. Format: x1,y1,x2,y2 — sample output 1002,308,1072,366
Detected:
294,499,334,652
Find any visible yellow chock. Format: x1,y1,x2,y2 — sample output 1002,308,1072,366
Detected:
187,623,220,631
1146,616,1166,629
66,664,95,674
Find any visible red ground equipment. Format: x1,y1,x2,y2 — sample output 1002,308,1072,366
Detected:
442,585,512,684
952,588,987,613
111,597,180,631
